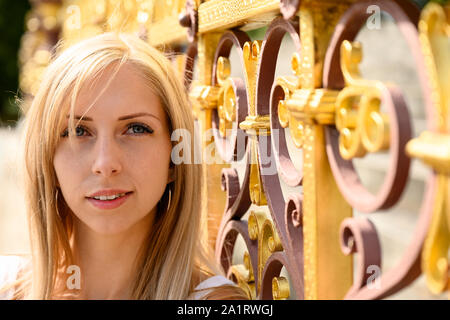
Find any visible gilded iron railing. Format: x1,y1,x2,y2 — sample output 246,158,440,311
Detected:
19,0,449,300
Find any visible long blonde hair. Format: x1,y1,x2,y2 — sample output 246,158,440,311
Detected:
5,32,246,300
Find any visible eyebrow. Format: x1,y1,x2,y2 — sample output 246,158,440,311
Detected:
66,112,161,122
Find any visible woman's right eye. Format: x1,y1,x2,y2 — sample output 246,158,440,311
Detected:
61,126,90,138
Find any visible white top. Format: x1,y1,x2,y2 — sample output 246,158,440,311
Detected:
0,255,235,300
0,255,29,300
189,275,236,300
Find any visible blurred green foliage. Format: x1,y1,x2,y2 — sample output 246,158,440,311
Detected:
0,0,29,126
415,0,448,7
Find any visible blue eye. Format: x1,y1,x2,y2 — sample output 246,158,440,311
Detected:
126,123,154,135
61,126,89,137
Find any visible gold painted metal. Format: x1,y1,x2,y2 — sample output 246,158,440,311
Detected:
198,0,279,34
148,16,187,46
237,40,268,207
275,63,304,148
189,82,221,118
420,174,449,295
239,115,271,135
406,3,450,296
334,40,390,160
244,251,255,282
286,89,338,125
407,131,450,174
259,219,282,290
230,209,284,300
274,22,352,299
286,2,354,300
215,56,238,137
194,32,230,249
229,250,256,299
299,1,355,89
272,276,290,300
248,211,283,292
301,122,353,300
229,264,256,299
147,0,187,46
242,40,262,116
248,211,267,241
248,130,268,206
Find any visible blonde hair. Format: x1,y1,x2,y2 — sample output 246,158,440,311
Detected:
3,32,247,300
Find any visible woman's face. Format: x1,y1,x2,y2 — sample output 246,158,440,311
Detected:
53,63,173,235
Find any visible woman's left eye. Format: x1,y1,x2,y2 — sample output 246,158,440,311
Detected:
125,123,154,135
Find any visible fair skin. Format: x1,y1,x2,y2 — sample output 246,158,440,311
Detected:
53,63,174,299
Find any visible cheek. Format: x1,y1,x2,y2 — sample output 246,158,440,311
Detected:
125,142,171,188
124,142,171,212
53,145,85,192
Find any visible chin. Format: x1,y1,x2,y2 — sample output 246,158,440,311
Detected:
70,204,154,236
78,213,140,236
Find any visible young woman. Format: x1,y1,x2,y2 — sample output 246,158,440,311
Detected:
0,32,247,300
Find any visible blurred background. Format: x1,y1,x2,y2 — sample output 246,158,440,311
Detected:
0,0,447,300
0,0,30,256
0,0,30,124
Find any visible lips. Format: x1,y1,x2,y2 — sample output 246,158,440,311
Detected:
86,189,133,210
87,189,132,198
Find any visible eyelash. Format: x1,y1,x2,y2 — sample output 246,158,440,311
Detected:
60,123,154,137
125,122,154,135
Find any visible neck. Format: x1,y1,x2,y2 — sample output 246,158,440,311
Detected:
68,213,153,300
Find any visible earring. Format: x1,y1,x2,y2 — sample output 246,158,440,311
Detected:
167,185,172,209
157,184,172,214
55,188,62,219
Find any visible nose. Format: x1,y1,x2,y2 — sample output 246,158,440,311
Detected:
91,137,122,177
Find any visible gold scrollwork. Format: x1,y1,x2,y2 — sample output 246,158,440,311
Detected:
275,53,304,148
229,260,256,299
244,251,255,283
407,2,450,296
247,211,283,293
421,174,449,295
248,138,268,206
215,56,238,137
240,119,269,207
248,210,267,241
275,53,338,149
242,40,262,115
236,39,269,206
334,40,390,160
229,250,256,299
189,81,220,118
272,276,290,300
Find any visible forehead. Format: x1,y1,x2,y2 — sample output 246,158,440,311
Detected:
72,63,167,123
